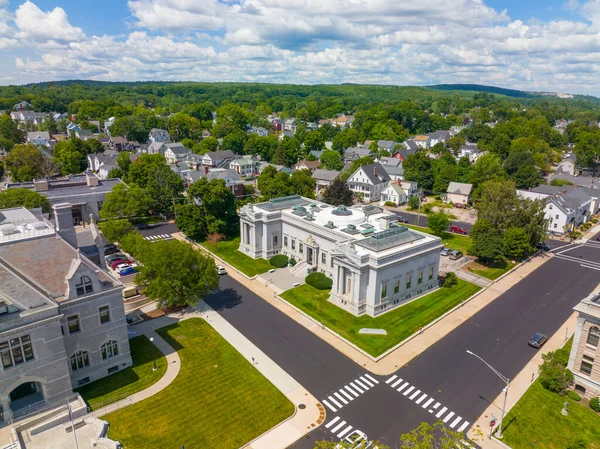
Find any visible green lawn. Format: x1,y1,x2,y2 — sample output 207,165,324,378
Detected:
200,236,272,277
76,336,167,410
465,260,516,280
280,280,480,357
105,319,294,449
405,224,472,254
502,381,600,449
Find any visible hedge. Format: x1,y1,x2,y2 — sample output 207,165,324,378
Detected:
270,254,289,268
305,272,333,290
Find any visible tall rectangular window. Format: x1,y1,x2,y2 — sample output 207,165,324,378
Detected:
67,315,80,334
291,240,295,250
299,243,304,254
581,355,594,375
406,275,412,289
273,235,278,247
284,236,288,247
587,327,600,347
99,306,111,324
381,283,387,299
394,280,400,294
429,267,434,280
322,253,326,264
418,271,423,285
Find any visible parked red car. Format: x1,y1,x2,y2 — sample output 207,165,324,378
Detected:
449,225,468,235
111,259,131,270
454,203,467,209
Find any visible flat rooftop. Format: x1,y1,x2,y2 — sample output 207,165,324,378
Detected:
5,175,123,199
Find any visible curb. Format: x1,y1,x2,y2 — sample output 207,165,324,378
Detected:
491,437,514,449
239,401,300,449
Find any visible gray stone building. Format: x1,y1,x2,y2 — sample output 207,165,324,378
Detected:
5,174,125,225
0,205,131,423
239,195,442,317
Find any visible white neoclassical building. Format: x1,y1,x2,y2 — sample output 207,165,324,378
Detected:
239,195,442,317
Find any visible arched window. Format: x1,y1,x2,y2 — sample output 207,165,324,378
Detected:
70,351,90,371
76,276,93,296
101,341,118,360
587,326,600,347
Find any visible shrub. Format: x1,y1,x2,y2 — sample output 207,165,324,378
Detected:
289,257,297,267
408,195,419,210
539,349,574,394
422,204,433,214
269,254,289,268
306,272,333,290
590,397,600,412
592,218,599,224
567,390,582,401
443,272,457,288
384,201,396,207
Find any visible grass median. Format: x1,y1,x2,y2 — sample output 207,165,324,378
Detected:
404,224,472,254
105,318,294,449
76,335,167,411
280,279,480,357
464,259,516,280
200,236,272,277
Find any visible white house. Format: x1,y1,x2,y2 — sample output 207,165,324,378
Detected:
201,150,236,174
27,132,51,147
312,169,340,196
380,181,408,206
294,160,321,172
457,143,482,163
247,127,269,137
378,157,404,181
148,128,171,144
556,157,576,176
428,130,451,147
346,163,391,203
413,135,431,149
238,196,442,317
163,143,189,164
446,182,473,205
284,119,298,132
229,155,259,177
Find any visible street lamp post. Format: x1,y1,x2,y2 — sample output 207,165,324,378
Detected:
466,350,510,439
150,337,157,371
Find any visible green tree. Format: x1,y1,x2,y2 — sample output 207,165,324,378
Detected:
303,131,325,153
448,135,465,155
257,165,292,200
0,114,24,144
575,130,600,170
56,147,87,175
399,420,465,449
167,112,202,141
175,203,207,240
539,349,574,394
221,129,247,154
404,152,434,191
134,239,219,307
331,128,359,153
186,177,239,236
427,210,450,236
277,136,301,166
193,136,219,155
408,195,420,210
244,134,277,161
0,188,51,212
490,133,511,159
99,183,153,219
470,153,505,192
470,219,504,263
503,227,531,260
290,169,317,199
116,151,132,174
107,168,124,179
98,219,135,243
5,144,46,182
322,178,353,206
320,150,343,171
513,164,542,189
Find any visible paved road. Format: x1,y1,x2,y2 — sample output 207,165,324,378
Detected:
201,241,600,448
137,222,178,241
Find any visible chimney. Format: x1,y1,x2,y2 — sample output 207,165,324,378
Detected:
380,215,393,230
373,166,376,176
52,203,77,249
86,173,99,187
34,179,48,191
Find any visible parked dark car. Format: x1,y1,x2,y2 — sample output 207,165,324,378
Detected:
103,244,118,255
454,203,466,209
395,215,408,223
536,242,550,251
528,332,548,349
449,225,468,235
106,253,126,264
136,223,149,230
449,250,463,260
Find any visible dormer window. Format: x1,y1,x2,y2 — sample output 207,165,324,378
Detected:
76,276,93,296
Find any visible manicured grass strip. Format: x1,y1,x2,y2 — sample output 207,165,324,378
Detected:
280,280,480,357
502,380,600,449
465,260,515,280
200,236,272,277
404,224,472,255
76,335,167,410
106,319,294,449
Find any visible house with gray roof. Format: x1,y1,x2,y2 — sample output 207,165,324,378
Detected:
346,162,391,203
312,169,340,196
163,143,189,164
446,182,473,205
27,132,51,147
378,157,405,180
148,128,171,144
206,168,244,197
201,150,236,174
344,147,374,164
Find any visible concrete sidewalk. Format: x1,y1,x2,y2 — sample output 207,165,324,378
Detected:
468,312,578,448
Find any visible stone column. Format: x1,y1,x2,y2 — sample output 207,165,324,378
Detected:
1,397,13,422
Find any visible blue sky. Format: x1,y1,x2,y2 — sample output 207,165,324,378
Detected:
1,0,600,95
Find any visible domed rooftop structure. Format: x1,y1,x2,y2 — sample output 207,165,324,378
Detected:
316,205,366,228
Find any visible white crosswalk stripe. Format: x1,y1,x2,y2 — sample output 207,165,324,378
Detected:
409,389,421,400
415,393,428,405
325,416,340,428
403,385,415,396
144,233,173,241
331,420,347,433
391,378,404,388
337,425,353,438
334,392,348,405
360,376,375,387
443,411,455,423
397,382,409,393
328,395,342,408
450,416,462,429
354,378,369,390
386,375,397,384
321,374,374,413
322,400,337,412
339,389,354,401
422,398,434,409
436,406,448,418
344,385,359,398
349,381,364,394
457,421,470,432
364,374,379,384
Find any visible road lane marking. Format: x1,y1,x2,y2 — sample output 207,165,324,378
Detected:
403,386,415,396
337,425,353,438
334,392,348,405
325,416,340,428
328,396,342,408
354,379,369,390
360,376,375,387
415,393,428,404
443,411,455,423
349,382,364,393
322,400,336,412
436,406,447,418
364,374,379,384
331,420,346,433
386,375,397,384
391,378,404,388
339,389,354,401
450,416,462,429
397,382,409,393
422,398,434,409
580,263,600,271
344,385,360,397
457,421,470,432
409,389,421,400
432,402,440,409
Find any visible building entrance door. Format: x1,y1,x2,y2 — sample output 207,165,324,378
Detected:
307,247,313,265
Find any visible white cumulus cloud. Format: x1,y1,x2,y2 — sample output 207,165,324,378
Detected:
14,1,85,42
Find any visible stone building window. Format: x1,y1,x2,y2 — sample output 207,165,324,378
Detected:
299,243,304,254
101,341,119,360
581,355,594,376
418,271,423,284
429,267,434,280
284,236,288,247
394,280,400,294
322,253,326,264
381,283,387,299
67,315,81,334
291,240,295,250
70,350,90,371
406,275,412,289
99,306,111,324
587,326,600,347
0,335,34,369
76,276,93,296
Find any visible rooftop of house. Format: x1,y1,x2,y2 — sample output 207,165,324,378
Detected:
447,182,473,195
165,142,189,155
413,135,430,142
552,188,593,211
550,173,600,189
295,160,321,170
111,136,128,144
312,168,340,181
350,162,391,185
5,175,124,199
27,131,50,140
205,150,236,160
206,168,242,183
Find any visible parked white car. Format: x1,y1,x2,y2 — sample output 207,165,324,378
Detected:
216,265,227,275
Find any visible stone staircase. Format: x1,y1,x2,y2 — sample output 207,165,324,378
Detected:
289,261,308,277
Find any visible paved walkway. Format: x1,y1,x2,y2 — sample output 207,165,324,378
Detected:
468,311,579,448
176,233,554,375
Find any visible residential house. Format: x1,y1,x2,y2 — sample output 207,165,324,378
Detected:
347,163,391,203
393,142,418,163
312,169,340,196
87,152,117,173
75,129,93,141
278,130,295,141
163,143,189,165
294,160,321,172
201,130,212,139
27,132,51,147
568,285,600,399
331,115,355,128
318,119,331,128
428,130,451,147
412,135,431,149
0,205,131,423
450,125,466,136
344,147,374,165
146,141,166,155
446,182,473,205
378,157,404,181
549,174,600,190
556,157,576,176
457,143,481,163
284,119,298,133
309,150,324,160
268,117,284,132
66,123,81,138
376,140,400,154
148,128,171,144
229,155,259,177
206,168,244,197
306,122,318,131
400,180,418,197
97,163,118,180
109,137,131,152
380,181,409,206
201,150,236,174
103,117,116,136
183,152,203,172
13,100,32,110
10,111,48,126
88,121,102,133
247,127,269,137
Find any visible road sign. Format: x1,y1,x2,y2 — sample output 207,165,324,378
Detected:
490,419,497,427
